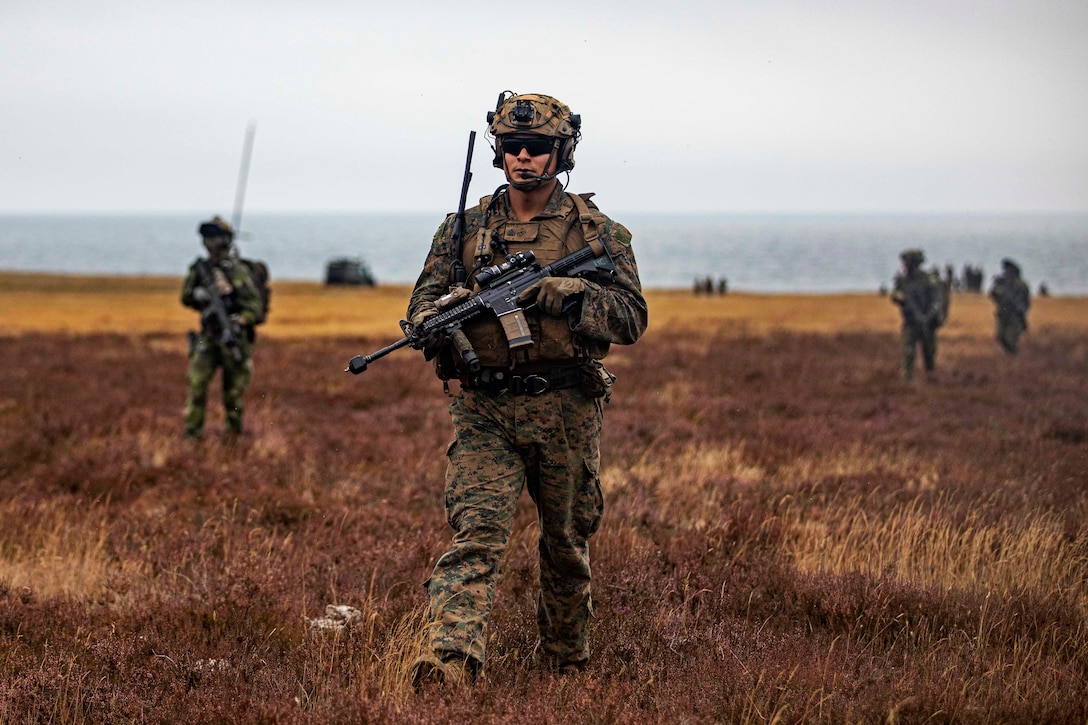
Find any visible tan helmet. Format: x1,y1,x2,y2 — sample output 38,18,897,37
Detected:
486,91,581,173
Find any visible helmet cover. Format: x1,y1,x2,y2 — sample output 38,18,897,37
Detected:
487,92,581,172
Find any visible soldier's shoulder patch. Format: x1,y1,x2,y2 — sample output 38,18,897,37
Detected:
609,221,633,247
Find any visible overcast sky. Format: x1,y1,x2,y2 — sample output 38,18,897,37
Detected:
3,0,1086,215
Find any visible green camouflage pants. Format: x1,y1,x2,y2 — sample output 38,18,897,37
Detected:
424,386,605,670
900,323,937,380
184,334,253,435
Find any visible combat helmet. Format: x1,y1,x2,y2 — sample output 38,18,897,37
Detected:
486,91,581,175
199,215,234,240
1002,258,1021,276
199,215,234,256
900,248,925,267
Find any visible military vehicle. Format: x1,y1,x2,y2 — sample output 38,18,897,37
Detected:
325,257,376,286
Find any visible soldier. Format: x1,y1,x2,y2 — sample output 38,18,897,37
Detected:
990,258,1031,354
891,248,943,381
406,92,647,688
180,216,263,439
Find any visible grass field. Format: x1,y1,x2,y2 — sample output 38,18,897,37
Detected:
1,272,1086,723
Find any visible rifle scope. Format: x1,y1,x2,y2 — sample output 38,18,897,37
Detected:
475,251,535,287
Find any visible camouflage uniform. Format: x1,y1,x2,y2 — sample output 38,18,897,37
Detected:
891,249,942,381
408,181,647,677
181,225,262,438
990,259,1030,354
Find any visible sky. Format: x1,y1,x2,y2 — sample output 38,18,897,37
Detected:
2,0,1087,215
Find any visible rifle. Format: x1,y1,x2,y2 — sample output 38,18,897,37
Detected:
193,258,243,363
346,242,616,375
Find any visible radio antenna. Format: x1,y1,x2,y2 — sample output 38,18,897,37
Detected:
231,121,257,236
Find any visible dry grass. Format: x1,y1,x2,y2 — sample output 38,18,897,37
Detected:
3,270,1083,342
0,500,117,601
1,272,1087,723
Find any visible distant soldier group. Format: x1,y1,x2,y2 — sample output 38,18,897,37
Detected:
693,276,728,295
890,248,1032,381
957,264,985,293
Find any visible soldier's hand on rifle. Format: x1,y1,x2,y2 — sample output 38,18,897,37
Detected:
192,287,212,309
408,303,444,352
212,268,233,296
520,277,587,316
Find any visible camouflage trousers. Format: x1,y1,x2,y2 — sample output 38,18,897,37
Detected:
184,334,253,436
901,323,937,380
423,386,605,671
995,314,1026,354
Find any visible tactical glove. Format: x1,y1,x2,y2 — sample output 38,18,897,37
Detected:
520,277,587,316
408,303,444,352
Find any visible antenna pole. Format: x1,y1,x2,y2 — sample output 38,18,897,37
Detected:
232,121,257,234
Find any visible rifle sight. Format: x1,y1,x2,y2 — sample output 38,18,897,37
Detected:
476,251,535,287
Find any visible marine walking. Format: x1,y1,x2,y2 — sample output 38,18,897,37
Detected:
989,258,1031,354
890,248,946,382
180,216,267,440
401,92,647,689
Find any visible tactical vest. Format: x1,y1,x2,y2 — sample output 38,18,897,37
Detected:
456,190,609,368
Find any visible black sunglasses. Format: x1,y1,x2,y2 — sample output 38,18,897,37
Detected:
500,137,555,157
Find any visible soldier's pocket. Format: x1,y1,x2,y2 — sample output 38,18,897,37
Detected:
443,439,459,528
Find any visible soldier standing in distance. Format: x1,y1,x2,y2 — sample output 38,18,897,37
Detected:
990,258,1031,354
180,216,262,440
891,248,943,381
406,92,647,688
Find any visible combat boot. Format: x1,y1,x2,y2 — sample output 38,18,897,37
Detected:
410,653,474,692
441,659,473,688
532,650,587,676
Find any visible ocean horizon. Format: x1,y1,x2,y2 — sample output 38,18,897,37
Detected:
2,211,1086,295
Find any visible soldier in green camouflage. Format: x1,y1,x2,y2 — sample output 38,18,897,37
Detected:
407,92,647,689
180,216,263,439
891,248,943,381
990,258,1031,354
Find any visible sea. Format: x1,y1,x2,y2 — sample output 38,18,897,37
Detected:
1,212,1086,294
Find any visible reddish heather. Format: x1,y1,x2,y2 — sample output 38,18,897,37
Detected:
1,314,1086,722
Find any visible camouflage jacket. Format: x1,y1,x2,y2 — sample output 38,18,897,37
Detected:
990,274,1030,320
891,268,942,330
181,256,263,330
408,183,647,368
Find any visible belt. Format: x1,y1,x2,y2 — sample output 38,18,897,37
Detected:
462,366,584,396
